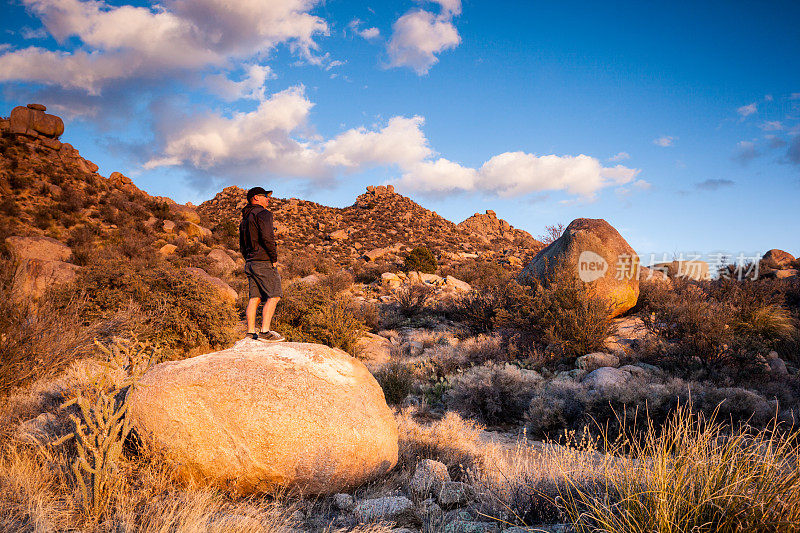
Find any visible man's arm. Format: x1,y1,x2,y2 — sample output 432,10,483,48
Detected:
256,210,278,263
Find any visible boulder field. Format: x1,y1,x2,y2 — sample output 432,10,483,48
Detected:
126,340,398,494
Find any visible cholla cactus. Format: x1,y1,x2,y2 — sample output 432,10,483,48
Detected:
53,338,155,517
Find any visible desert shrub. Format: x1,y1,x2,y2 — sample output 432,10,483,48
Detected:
451,282,528,333
396,409,485,480
523,373,795,441
353,260,394,284
445,363,543,425
402,246,437,274
0,259,139,396
145,200,171,220
320,269,354,294
561,405,800,532
0,197,19,217
375,360,415,405
281,251,318,278
273,279,365,353
58,187,85,214
445,260,514,291
641,278,798,371
396,283,435,317
32,204,52,229
8,173,32,190
52,259,237,352
517,274,615,358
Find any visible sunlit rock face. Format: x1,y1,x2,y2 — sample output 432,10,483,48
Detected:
127,340,398,494
520,218,640,318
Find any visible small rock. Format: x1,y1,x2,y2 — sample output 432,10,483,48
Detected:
437,481,473,506
409,459,451,497
333,493,354,511
769,357,788,376
583,367,630,390
576,352,619,372
444,520,500,533
159,243,178,256
444,275,471,292
354,496,416,523
163,220,176,233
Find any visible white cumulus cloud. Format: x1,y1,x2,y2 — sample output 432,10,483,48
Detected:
146,87,640,200
386,1,461,75
0,0,328,93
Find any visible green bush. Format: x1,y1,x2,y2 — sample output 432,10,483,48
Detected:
453,272,614,357
52,259,237,352
403,246,437,274
273,279,365,353
376,360,415,405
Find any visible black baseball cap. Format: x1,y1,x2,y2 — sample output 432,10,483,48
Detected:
247,187,273,201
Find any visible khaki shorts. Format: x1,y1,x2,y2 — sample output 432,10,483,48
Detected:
245,261,283,299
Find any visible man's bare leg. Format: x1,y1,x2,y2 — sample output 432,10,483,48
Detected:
246,297,261,333
261,296,281,333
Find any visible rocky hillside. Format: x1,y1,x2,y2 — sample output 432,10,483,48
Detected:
199,185,543,270
0,101,545,292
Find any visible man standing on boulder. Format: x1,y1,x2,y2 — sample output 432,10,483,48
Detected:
239,187,285,342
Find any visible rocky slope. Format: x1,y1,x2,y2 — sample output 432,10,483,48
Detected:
199,184,543,270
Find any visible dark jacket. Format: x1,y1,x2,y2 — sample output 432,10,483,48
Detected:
239,204,278,263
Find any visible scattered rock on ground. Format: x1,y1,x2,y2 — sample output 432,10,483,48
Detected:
583,366,630,390
333,493,355,511
437,481,474,507
354,496,416,524
575,352,619,372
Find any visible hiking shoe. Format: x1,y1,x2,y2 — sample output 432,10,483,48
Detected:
259,330,285,342
245,332,258,341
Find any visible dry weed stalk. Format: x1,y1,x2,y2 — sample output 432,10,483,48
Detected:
53,338,154,518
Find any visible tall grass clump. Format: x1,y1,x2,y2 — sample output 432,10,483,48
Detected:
560,405,800,532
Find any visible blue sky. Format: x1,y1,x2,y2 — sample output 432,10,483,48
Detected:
1,0,799,261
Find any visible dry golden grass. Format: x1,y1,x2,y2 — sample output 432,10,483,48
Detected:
558,405,800,533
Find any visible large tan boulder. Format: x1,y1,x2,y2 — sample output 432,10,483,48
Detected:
184,267,237,303
6,235,72,262
126,340,398,494
12,259,79,300
762,249,795,269
9,104,64,138
520,218,639,318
